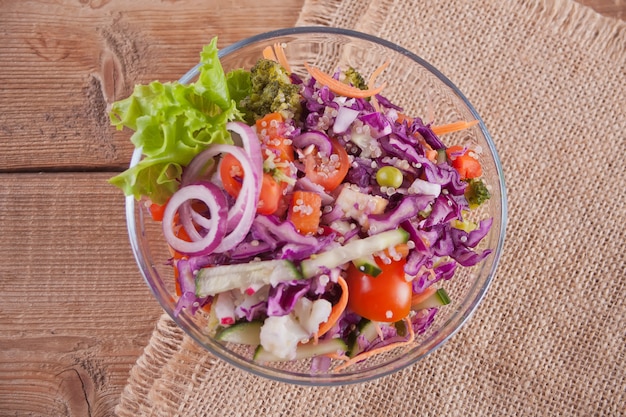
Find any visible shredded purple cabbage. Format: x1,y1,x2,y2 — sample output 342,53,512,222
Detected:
267,280,310,316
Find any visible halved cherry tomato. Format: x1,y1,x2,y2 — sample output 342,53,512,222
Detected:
288,190,322,235
446,145,482,180
304,138,350,192
345,258,412,322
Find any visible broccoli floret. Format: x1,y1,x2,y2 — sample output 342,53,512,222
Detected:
342,67,368,90
240,59,301,123
465,178,491,207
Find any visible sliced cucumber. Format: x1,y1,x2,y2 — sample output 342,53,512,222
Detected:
253,338,348,362
347,319,383,357
352,254,382,277
215,321,263,345
196,260,301,297
300,228,409,278
411,288,451,310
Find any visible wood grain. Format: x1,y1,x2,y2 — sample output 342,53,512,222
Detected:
0,0,623,415
0,0,305,172
0,173,163,415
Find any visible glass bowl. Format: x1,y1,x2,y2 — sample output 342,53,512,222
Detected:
125,27,507,385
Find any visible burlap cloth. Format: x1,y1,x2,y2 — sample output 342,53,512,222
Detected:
115,0,626,415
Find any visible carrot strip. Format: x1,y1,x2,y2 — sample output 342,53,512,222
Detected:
368,59,390,89
333,316,415,372
314,276,349,341
410,286,438,308
262,46,277,61
273,42,292,73
325,352,350,361
396,113,414,125
431,120,479,136
367,59,390,112
304,63,386,99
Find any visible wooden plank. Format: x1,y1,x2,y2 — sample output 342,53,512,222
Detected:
0,0,304,172
0,172,168,415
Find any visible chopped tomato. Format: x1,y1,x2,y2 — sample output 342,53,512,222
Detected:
219,153,282,215
257,173,282,215
446,145,482,180
345,258,412,322
148,200,168,222
219,153,244,198
304,138,350,192
288,190,322,235
256,113,294,162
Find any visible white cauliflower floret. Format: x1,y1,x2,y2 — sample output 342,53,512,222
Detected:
293,297,332,335
260,315,309,360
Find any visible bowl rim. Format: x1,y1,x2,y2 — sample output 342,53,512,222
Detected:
125,26,508,386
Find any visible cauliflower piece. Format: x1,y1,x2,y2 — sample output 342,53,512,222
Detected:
294,297,332,335
259,315,309,360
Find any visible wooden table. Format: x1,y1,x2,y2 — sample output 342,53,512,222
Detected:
0,1,622,415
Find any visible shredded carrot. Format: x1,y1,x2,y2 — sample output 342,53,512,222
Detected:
304,63,387,99
396,113,414,125
314,276,349,342
431,120,479,136
262,45,277,61
333,316,415,372
425,149,438,162
410,286,438,308
367,59,390,112
273,42,292,73
325,352,350,361
383,243,411,260
367,59,390,89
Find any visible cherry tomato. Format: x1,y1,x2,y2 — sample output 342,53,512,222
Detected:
304,138,350,192
345,258,412,322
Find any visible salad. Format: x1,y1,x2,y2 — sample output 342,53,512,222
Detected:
110,39,493,371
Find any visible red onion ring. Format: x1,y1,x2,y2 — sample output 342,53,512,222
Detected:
181,145,261,253
162,181,228,256
292,131,333,156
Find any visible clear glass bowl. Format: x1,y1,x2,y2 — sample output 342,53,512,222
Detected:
125,27,507,385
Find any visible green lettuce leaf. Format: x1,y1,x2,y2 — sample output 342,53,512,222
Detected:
109,37,242,204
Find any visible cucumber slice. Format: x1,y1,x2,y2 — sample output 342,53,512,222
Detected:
253,338,348,362
196,260,301,297
411,288,451,310
300,228,409,278
352,255,382,277
215,321,263,345
347,319,383,357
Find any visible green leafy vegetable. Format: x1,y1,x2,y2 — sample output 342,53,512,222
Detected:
109,38,241,204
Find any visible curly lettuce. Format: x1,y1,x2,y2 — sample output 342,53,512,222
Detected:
109,38,249,204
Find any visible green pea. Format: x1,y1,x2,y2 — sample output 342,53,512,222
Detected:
376,166,403,188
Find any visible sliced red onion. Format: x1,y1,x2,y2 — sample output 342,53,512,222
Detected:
162,181,228,256
181,144,262,252
226,121,263,181
294,176,335,206
292,131,333,156
333,106,360,134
